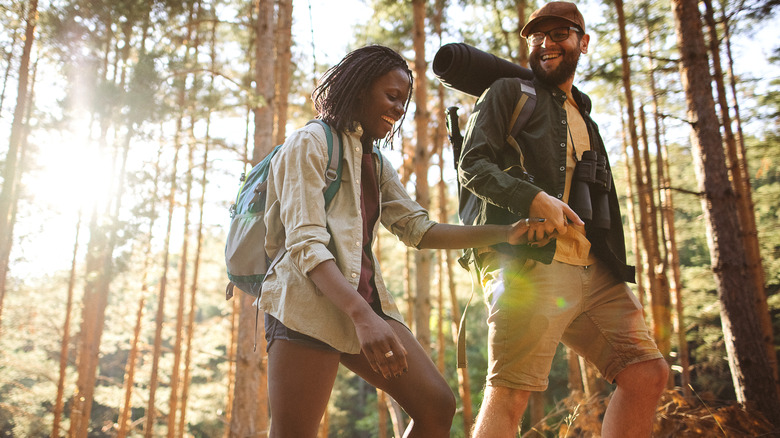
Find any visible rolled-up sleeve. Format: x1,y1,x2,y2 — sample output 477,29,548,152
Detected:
377,153,436,248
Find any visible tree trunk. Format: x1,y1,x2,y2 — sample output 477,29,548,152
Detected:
179,20,217,438
145,137,183,438
274,0,293,146
0,4,21,120
70,9,136,432
229,1,274,435
168,129,194,438
52,215,81,438
514,0,529,68
434,50,447,373
0,0,37,327
378,390,388,438
169,6,202,433
117,142,162,438
641,7,690,394
638,104,673,364
619,103,646,307
671,0,780,426
437,252,446,371
703,0,777,393
222,287,241,438
412,0,433,354
614,0,671,360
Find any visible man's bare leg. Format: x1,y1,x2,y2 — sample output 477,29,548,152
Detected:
602,358,669,437
472,385,531,438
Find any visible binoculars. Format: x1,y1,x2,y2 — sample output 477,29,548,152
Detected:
569,150,611,230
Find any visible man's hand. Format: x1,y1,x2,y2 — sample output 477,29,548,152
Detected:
527,191,583,245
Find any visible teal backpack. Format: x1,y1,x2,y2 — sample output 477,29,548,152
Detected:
224,119,343,300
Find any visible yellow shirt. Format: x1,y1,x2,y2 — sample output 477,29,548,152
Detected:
259,122,436,353
554,95,597,266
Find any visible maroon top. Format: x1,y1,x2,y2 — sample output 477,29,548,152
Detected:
357,152,380,303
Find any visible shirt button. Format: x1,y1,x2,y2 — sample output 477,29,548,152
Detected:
355,147,360,152
351,273,358,278
557,193,563,198
559,166,565,171
560,143,566,147
355,241,361,247
561,120,567,125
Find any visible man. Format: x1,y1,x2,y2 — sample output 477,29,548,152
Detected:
457,2,669,437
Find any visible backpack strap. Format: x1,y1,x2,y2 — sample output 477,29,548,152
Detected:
307,119,343,206
248,120,344,350
503,78,537,172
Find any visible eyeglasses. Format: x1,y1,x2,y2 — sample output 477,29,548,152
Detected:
526,27,581,47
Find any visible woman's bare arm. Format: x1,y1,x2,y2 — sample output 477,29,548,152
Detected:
417,218,542,249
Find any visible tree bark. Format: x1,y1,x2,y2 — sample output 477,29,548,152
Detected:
274,0,293,146
671,0,780,426
619,103,646,307
144,136,182,438
412,0,433,354
514,0,529,68
117,141,162,438
0,0,37,328
229,1,274,435
641,6,690,394
169,5,202,435
638,103,673,364
52,215,81,438
179,19,217,438
70,7,136,433
613,0,671,360
703,0,777,393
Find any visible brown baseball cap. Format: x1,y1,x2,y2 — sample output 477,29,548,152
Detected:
520,2,586,37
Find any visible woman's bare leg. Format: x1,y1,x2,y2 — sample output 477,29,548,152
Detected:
267,339,341,438
340,320,456,438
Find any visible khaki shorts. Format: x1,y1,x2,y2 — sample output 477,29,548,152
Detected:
478,253,663,391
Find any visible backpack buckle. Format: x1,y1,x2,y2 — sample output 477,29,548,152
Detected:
325,168,338,181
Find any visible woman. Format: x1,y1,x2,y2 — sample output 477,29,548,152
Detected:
258,45,532,437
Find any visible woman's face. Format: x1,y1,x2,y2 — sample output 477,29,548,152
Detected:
358,67,411,144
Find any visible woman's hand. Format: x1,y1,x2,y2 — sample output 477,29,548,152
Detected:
352,310,409,380
506,217,546,245
308,260,408,379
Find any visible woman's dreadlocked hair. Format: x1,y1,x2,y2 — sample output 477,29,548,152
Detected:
312,45,413,146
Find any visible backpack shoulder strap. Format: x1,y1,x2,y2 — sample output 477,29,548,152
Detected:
504,78,537,171
306,119,344,207
373,144,384,178
508,78,537,139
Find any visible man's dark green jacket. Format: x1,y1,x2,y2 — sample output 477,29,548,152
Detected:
458,77,635,283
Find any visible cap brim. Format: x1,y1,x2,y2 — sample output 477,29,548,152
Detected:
521,16,582,37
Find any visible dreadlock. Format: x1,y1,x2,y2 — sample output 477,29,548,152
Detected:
312,45,413,147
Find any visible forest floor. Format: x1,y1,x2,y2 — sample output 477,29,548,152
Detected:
525,389,778,437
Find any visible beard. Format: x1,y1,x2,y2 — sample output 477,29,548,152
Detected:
530,47,581,87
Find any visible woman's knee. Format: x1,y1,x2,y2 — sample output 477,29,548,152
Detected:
404,379,456,429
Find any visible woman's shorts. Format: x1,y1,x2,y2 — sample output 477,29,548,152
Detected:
478,253,663,391
264,314,339,353
264,297,392,353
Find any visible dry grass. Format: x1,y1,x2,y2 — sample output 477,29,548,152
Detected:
521,389,778,437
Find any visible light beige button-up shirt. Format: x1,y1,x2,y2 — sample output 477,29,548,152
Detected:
259,121,436,353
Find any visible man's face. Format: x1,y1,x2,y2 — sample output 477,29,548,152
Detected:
528,18,589,87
